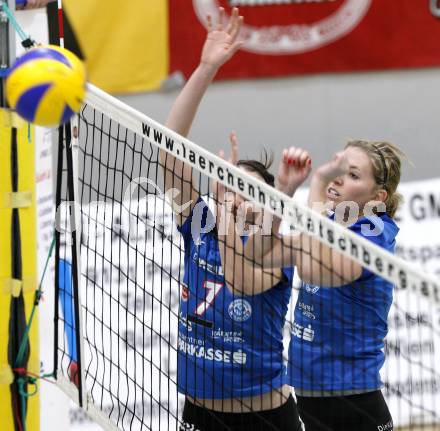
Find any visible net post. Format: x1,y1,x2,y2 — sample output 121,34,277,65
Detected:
53,123,65,381
64,119,87,408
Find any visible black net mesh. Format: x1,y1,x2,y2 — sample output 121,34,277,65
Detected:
54,91,440,431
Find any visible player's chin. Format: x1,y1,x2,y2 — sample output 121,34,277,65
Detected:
325,196,338,209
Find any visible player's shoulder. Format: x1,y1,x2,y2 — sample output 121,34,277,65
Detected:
351,213,399,249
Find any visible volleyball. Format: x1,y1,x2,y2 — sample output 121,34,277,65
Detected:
5,45,86,127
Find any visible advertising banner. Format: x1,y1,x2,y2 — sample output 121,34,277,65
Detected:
170,0,440,81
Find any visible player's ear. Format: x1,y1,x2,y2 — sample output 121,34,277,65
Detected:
375,188,388,203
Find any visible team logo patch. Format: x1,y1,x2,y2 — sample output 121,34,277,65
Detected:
193,0,371,55
304,283,320,294
228,298,252,322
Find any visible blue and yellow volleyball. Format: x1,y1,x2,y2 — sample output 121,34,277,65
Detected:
5,45,86,127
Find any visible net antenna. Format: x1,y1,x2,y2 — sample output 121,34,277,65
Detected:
431,0,440,17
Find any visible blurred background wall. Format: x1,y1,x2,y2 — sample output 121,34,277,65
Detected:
119,68,440,183
60,0,440,184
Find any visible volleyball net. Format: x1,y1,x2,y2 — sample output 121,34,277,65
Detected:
53,84,440,430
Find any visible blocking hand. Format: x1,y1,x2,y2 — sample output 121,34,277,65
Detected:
277,147,312,197
213,131,239,204
200,7,244,71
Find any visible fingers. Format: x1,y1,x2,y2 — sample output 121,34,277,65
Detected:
298,149,311,167
207,7,242,35
206,14,213,32
205,7,244,59
229,16,244,43
283,147,297,164
229,131,239,165
217,7,225,31
332,151,344,162
225,7,238,34
331,151,349,172
227,8,243,42
218,133,239,166
282,147,311,168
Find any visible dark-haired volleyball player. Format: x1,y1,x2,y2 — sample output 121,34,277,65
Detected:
159,7,303,431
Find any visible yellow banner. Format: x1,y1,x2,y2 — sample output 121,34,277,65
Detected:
64,0,169,94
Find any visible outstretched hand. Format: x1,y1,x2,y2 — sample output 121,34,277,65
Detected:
201,7,244,71
277,147,312,197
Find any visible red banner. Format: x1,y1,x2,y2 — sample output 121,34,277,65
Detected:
169,0,440,81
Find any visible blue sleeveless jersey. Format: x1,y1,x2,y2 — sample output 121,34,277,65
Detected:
288,214,399,392
177,198,293,399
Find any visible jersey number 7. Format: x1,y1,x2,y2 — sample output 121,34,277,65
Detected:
195,280,223,316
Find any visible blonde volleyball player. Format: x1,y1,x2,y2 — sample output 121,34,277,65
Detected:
246,141,404,430
160,7,303,431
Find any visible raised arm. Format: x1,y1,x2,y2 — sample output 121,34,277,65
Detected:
252,149,362,286
297,152,363,286
215,135,283,295
307,151,348,212
243,147,311,268
160,7,243,226
219,205,284,296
